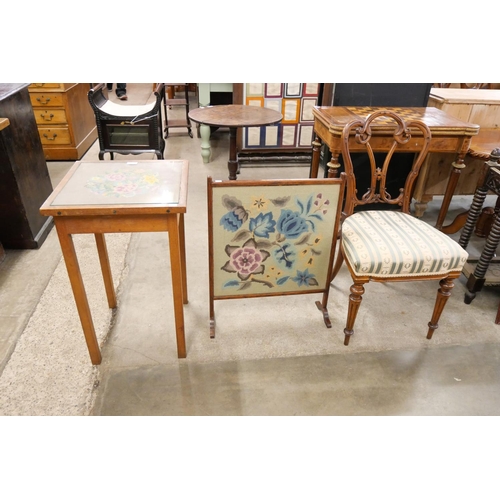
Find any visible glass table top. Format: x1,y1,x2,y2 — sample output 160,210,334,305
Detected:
51,161,185,206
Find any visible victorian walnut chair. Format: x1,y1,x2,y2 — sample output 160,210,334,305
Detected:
330,110,469,346
88,83,165,160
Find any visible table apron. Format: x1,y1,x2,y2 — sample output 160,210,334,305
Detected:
315,130,471,156
54,214,178,234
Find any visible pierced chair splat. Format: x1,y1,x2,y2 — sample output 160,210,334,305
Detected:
331,110,469,346
88,83,165,160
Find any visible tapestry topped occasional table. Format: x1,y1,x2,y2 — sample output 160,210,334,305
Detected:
310,106,480,232
40,159,189,364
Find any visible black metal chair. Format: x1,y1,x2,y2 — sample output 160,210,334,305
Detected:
88,83,165,160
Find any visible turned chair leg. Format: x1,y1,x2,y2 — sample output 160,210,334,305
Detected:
344,282,365,345
427,277,455,339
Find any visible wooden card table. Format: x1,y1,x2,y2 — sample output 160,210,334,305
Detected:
40,160,189,364
310,106,480,232
189,105,282,179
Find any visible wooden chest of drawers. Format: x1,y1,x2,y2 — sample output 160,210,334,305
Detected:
28,83,98,160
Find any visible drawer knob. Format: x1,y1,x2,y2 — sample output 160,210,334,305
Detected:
40,113,54,121
43,133,57,141
36,97,51,105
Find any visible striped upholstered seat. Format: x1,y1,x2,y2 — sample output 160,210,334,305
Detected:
341,211,468,278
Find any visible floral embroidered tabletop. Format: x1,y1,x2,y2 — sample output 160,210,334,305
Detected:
51,161,184,206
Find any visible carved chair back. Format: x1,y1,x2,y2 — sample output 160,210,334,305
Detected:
340,109,432,217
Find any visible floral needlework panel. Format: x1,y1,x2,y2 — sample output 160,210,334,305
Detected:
212,184,340,297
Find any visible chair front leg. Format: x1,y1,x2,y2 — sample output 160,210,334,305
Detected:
427,277,455,339
344,281,365,346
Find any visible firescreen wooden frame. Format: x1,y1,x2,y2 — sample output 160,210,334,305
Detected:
207,175,345,338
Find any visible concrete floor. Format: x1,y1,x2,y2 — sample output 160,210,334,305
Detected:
2,83,500,416
92,343,500,416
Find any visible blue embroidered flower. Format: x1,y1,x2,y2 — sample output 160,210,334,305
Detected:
249,212,276,238
273,243,296,269
292,268,318,287
220,206,248,232
277,209,309,239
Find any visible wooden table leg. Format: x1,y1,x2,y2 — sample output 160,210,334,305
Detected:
228,127,238,180
178,214,188,304
464,215,500,304
437,159,466,232
94,233,117,309
167,214,187,358
327,152,341,178
55,222,102,365
309,136,322,178
199,124,211,164
458,183,490,251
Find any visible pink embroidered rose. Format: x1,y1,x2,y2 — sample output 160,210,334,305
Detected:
221,238,270,279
